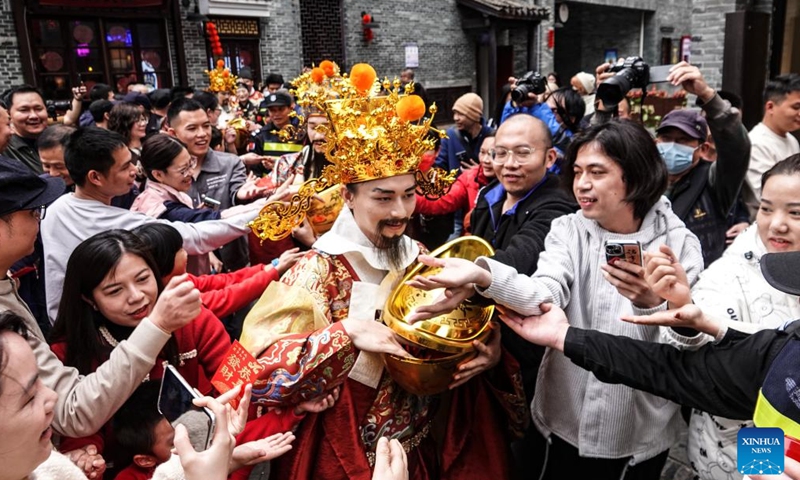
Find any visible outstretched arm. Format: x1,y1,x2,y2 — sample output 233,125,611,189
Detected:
498,304,789,420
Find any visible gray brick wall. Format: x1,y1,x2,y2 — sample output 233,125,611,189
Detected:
552,0,692,79
342,0,475,89
167,16,180,87
261,0,303,81
176,0,211,89
689,0,741,89
539,0,555,74
0,1,25,92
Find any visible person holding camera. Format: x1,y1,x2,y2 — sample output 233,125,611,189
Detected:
653,63,750,267
500,73,585,158
408,120,705,480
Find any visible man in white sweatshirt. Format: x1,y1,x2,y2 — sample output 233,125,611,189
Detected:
41,127,263,322
746,74,800,197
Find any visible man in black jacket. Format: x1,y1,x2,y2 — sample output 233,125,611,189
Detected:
470,113,576,479
656,62,751,267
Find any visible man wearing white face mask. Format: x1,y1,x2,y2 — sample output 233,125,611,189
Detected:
655,62,751,267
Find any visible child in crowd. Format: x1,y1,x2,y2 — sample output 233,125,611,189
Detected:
113,382,174,480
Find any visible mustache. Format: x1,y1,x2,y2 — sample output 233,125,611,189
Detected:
378,218,409,229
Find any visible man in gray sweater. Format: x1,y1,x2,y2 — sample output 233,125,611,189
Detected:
409,121,705,480
42,127,263,323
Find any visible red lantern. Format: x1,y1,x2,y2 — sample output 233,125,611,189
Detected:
361,12,374,43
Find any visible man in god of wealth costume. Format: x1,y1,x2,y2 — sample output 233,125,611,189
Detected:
240,63,528,480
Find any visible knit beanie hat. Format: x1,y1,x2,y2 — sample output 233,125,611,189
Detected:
452,93,483,123
574,72,596,95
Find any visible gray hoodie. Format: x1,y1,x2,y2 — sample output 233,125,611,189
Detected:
477,196,704,462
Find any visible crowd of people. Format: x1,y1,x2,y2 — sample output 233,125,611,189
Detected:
0,54,799,480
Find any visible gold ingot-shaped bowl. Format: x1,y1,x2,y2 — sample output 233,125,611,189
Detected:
383,349,476,396
307,184,344,236
382,236,495,354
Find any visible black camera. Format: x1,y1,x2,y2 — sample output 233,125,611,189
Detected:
45,99,73,121
511,71,547,104
596,56,672,107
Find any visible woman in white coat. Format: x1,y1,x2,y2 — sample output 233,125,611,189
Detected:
687,154,800,480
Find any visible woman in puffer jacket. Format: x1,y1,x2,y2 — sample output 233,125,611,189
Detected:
687,154,800,480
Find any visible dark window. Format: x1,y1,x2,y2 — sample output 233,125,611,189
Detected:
299,0,344,67
29,16,172,99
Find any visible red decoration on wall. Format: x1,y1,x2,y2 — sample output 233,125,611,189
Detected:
206,21,223,57
547,29,555,49
361,12,374,43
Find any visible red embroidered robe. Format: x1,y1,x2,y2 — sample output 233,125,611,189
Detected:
241,250,529,480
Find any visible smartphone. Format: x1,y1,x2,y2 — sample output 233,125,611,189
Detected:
202,196,221,210
605,240,643,267
648,65,674,84
158,365,215,451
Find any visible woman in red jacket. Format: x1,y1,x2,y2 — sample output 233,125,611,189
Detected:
415,131,496,233
49,229,231,477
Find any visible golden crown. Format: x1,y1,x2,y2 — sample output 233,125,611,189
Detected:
275,60,347,143
249,63,456,242
206,60,238,93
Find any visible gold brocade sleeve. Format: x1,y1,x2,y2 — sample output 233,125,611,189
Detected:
238,251,359,406
239,252,339,358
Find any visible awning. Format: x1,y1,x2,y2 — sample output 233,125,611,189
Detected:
457,0,550,21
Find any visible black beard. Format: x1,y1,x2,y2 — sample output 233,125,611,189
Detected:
304,147,331,181
374,219,409,271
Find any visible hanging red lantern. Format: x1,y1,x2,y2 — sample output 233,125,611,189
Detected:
361,12,375,43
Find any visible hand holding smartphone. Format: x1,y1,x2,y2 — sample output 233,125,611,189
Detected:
158,365,216,451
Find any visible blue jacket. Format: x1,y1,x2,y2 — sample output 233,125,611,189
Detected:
434,120,492,173
501,101,573,160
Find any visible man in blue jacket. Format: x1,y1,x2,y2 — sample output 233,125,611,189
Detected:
435,92,492,172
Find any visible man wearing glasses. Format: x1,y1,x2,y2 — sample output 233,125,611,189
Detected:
468,113,577,477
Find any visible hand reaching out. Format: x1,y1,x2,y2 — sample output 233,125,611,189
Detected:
273,247,305,276
193,383,251,436
405,256,491,323
173,397,235,480
449,324,501,389
230,432,295,470
601,259,663,309
149,274,202,334
65,445,106,479
621,303,723,338
643,245,692,309
295,387,340,414
497,303,570,351
339,319,411,358
372,437,409,480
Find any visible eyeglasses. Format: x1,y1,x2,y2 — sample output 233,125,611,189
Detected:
490,147,536,165
137,114,150,125
175,157,198,178
30,205,46,221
